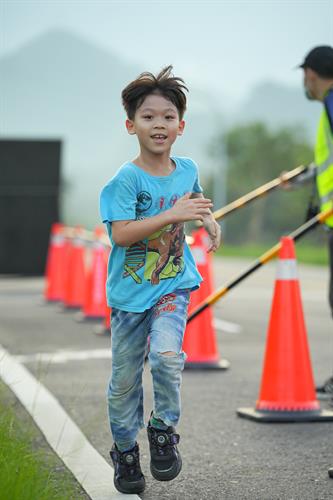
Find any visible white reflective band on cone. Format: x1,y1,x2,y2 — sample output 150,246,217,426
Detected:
73,237,84,247
93,241,105,250
276,259,298,280
51,234,64,246
191,247,207,265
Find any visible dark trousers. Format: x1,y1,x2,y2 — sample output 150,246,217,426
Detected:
329,229,333,318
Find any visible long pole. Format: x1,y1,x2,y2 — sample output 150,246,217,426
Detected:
212,164,309,221
188,207,333,323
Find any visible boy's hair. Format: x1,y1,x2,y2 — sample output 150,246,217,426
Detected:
121,65,188,120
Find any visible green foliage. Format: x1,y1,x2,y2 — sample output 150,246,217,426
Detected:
207,122,322,245
0,384,85,500
215,241,328,266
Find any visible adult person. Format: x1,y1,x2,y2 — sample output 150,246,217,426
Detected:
282,46,333,400
300,47,333,397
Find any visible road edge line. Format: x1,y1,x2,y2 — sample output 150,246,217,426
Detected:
0,344,139,500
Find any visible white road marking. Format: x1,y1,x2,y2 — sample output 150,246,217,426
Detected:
0,344,139,500
214,318,242,334
14,348,112,364
12,319,242,366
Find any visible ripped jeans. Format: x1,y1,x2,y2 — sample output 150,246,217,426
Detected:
108,289,190,451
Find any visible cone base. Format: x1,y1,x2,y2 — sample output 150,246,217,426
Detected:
184,358,230,370
45,297,62,303
75,311,105,323
237,406,333,422
63,304,81,311
93,325,111,336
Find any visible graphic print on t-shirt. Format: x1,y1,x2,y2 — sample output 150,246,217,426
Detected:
122,223,185,285
122,192,185,284
145,223,185,284
123,241,146,284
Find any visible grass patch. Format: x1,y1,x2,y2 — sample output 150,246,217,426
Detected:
0,381,87,500
216,242,328,266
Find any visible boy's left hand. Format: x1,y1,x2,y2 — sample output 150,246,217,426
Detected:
202,215,222,253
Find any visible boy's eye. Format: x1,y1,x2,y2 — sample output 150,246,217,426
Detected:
143,115,152,119
166,115,176,120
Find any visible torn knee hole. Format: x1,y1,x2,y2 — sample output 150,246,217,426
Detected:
159,351,177,356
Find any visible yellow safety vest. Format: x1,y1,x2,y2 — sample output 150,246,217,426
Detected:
315,106,333,227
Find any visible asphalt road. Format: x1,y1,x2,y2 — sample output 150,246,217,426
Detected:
1,256,333,500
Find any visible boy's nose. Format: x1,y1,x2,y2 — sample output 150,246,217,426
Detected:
153,118,166,128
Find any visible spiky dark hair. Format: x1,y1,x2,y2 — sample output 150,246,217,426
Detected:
121,65,188,120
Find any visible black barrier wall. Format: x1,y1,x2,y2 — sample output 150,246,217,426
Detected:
0,139,62,274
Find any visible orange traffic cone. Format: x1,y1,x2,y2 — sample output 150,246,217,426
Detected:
94,303,111,336
44,222,66,302
59,233,72,303
183,227,229,369
63,226,86,309
104,304,111,331
80,227,109,320
238,236,333,421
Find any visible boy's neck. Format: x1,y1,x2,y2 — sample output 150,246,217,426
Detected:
133,151,175,176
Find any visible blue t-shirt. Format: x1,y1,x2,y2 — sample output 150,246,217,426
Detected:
100,156,203,312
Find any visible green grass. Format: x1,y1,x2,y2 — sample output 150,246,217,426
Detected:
216,242,328,266
0,382,86,500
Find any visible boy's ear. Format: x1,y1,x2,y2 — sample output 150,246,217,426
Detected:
126,119,136,135
178,120,185,136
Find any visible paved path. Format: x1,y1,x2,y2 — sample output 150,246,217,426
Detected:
0,257,333,500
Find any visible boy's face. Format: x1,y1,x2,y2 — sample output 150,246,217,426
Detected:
126,94,185,155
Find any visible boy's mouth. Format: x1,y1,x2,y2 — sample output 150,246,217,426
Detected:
151,134,167,142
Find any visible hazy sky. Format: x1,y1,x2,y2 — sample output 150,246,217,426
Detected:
2,0,333,101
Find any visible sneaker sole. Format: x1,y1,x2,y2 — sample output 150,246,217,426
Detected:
113,477,146,494
150,455,182,482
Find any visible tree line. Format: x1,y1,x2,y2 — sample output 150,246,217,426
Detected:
205,122,323,245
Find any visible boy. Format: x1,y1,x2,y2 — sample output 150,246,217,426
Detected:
100,65,221,494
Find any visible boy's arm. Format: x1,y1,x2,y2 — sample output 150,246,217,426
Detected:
191,193,222,252
112,193,213,247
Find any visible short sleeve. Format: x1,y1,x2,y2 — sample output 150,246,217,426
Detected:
100,177,137,223
192,160,203,193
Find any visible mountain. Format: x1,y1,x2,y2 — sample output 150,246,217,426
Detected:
0,29,321,227
0,29,222,227
234,81,321,139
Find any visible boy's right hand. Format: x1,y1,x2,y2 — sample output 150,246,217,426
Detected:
168,193,213,222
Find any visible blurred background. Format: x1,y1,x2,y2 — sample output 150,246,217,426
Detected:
1,0,333,273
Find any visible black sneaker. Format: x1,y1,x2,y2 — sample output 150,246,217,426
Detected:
147,419,182,481
316,376,333,399
109,442,145,494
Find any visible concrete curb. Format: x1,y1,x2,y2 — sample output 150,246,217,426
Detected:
0,344,139,500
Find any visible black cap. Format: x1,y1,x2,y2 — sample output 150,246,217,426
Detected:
299,46,333,78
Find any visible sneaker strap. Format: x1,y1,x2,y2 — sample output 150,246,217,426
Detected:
153,430,180,446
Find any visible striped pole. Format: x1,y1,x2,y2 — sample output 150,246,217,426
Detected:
187,206,333,323
212,164,309,221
